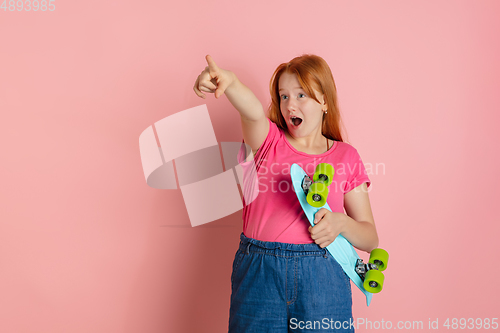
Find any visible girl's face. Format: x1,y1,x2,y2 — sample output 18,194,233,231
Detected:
278,71,327,139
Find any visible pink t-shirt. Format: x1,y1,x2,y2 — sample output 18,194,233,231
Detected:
237,118,371,244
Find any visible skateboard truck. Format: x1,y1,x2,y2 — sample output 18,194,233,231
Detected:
355,259,382,288
301,164,335,207
302,174,330,203
354,248,388,293
301,175,312,194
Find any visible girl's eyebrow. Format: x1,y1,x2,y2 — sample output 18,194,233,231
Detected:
279,87,304,91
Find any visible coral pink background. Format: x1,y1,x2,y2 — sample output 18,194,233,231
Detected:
1,0,499,332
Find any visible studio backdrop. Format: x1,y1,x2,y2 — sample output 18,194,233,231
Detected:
1,0,499,332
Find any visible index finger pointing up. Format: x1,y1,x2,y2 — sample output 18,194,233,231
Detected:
205,54,219,74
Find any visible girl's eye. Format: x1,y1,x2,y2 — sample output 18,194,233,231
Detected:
280,93,305,100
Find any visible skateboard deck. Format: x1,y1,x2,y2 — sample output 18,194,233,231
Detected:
290,163,374,306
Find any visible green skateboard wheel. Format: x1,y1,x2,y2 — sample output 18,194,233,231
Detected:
313,163,334,186
306,182,329,207
369,248,389,272
363,269,384,293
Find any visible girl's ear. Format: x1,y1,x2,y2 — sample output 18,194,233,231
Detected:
315,90,327,110
321,94,328,111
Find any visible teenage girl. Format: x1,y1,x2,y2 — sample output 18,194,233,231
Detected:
194,54,379,333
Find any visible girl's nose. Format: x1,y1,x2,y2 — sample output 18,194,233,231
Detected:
287,98,297,111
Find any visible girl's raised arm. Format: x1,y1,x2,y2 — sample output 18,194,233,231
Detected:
193,55,269,154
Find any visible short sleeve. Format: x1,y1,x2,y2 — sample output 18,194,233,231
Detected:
343,148,371,193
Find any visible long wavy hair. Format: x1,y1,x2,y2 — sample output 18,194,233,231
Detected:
268,54,346,143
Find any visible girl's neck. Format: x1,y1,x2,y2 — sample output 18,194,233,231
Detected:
285,131,332,154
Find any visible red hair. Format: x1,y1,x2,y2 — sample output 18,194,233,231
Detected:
268,54,347,142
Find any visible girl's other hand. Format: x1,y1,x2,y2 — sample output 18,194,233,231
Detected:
308,209,348,248
193,55,235,99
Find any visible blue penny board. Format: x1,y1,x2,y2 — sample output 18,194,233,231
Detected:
290,163,373,307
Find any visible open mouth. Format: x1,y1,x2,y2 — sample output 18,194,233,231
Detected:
291,116,303,127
